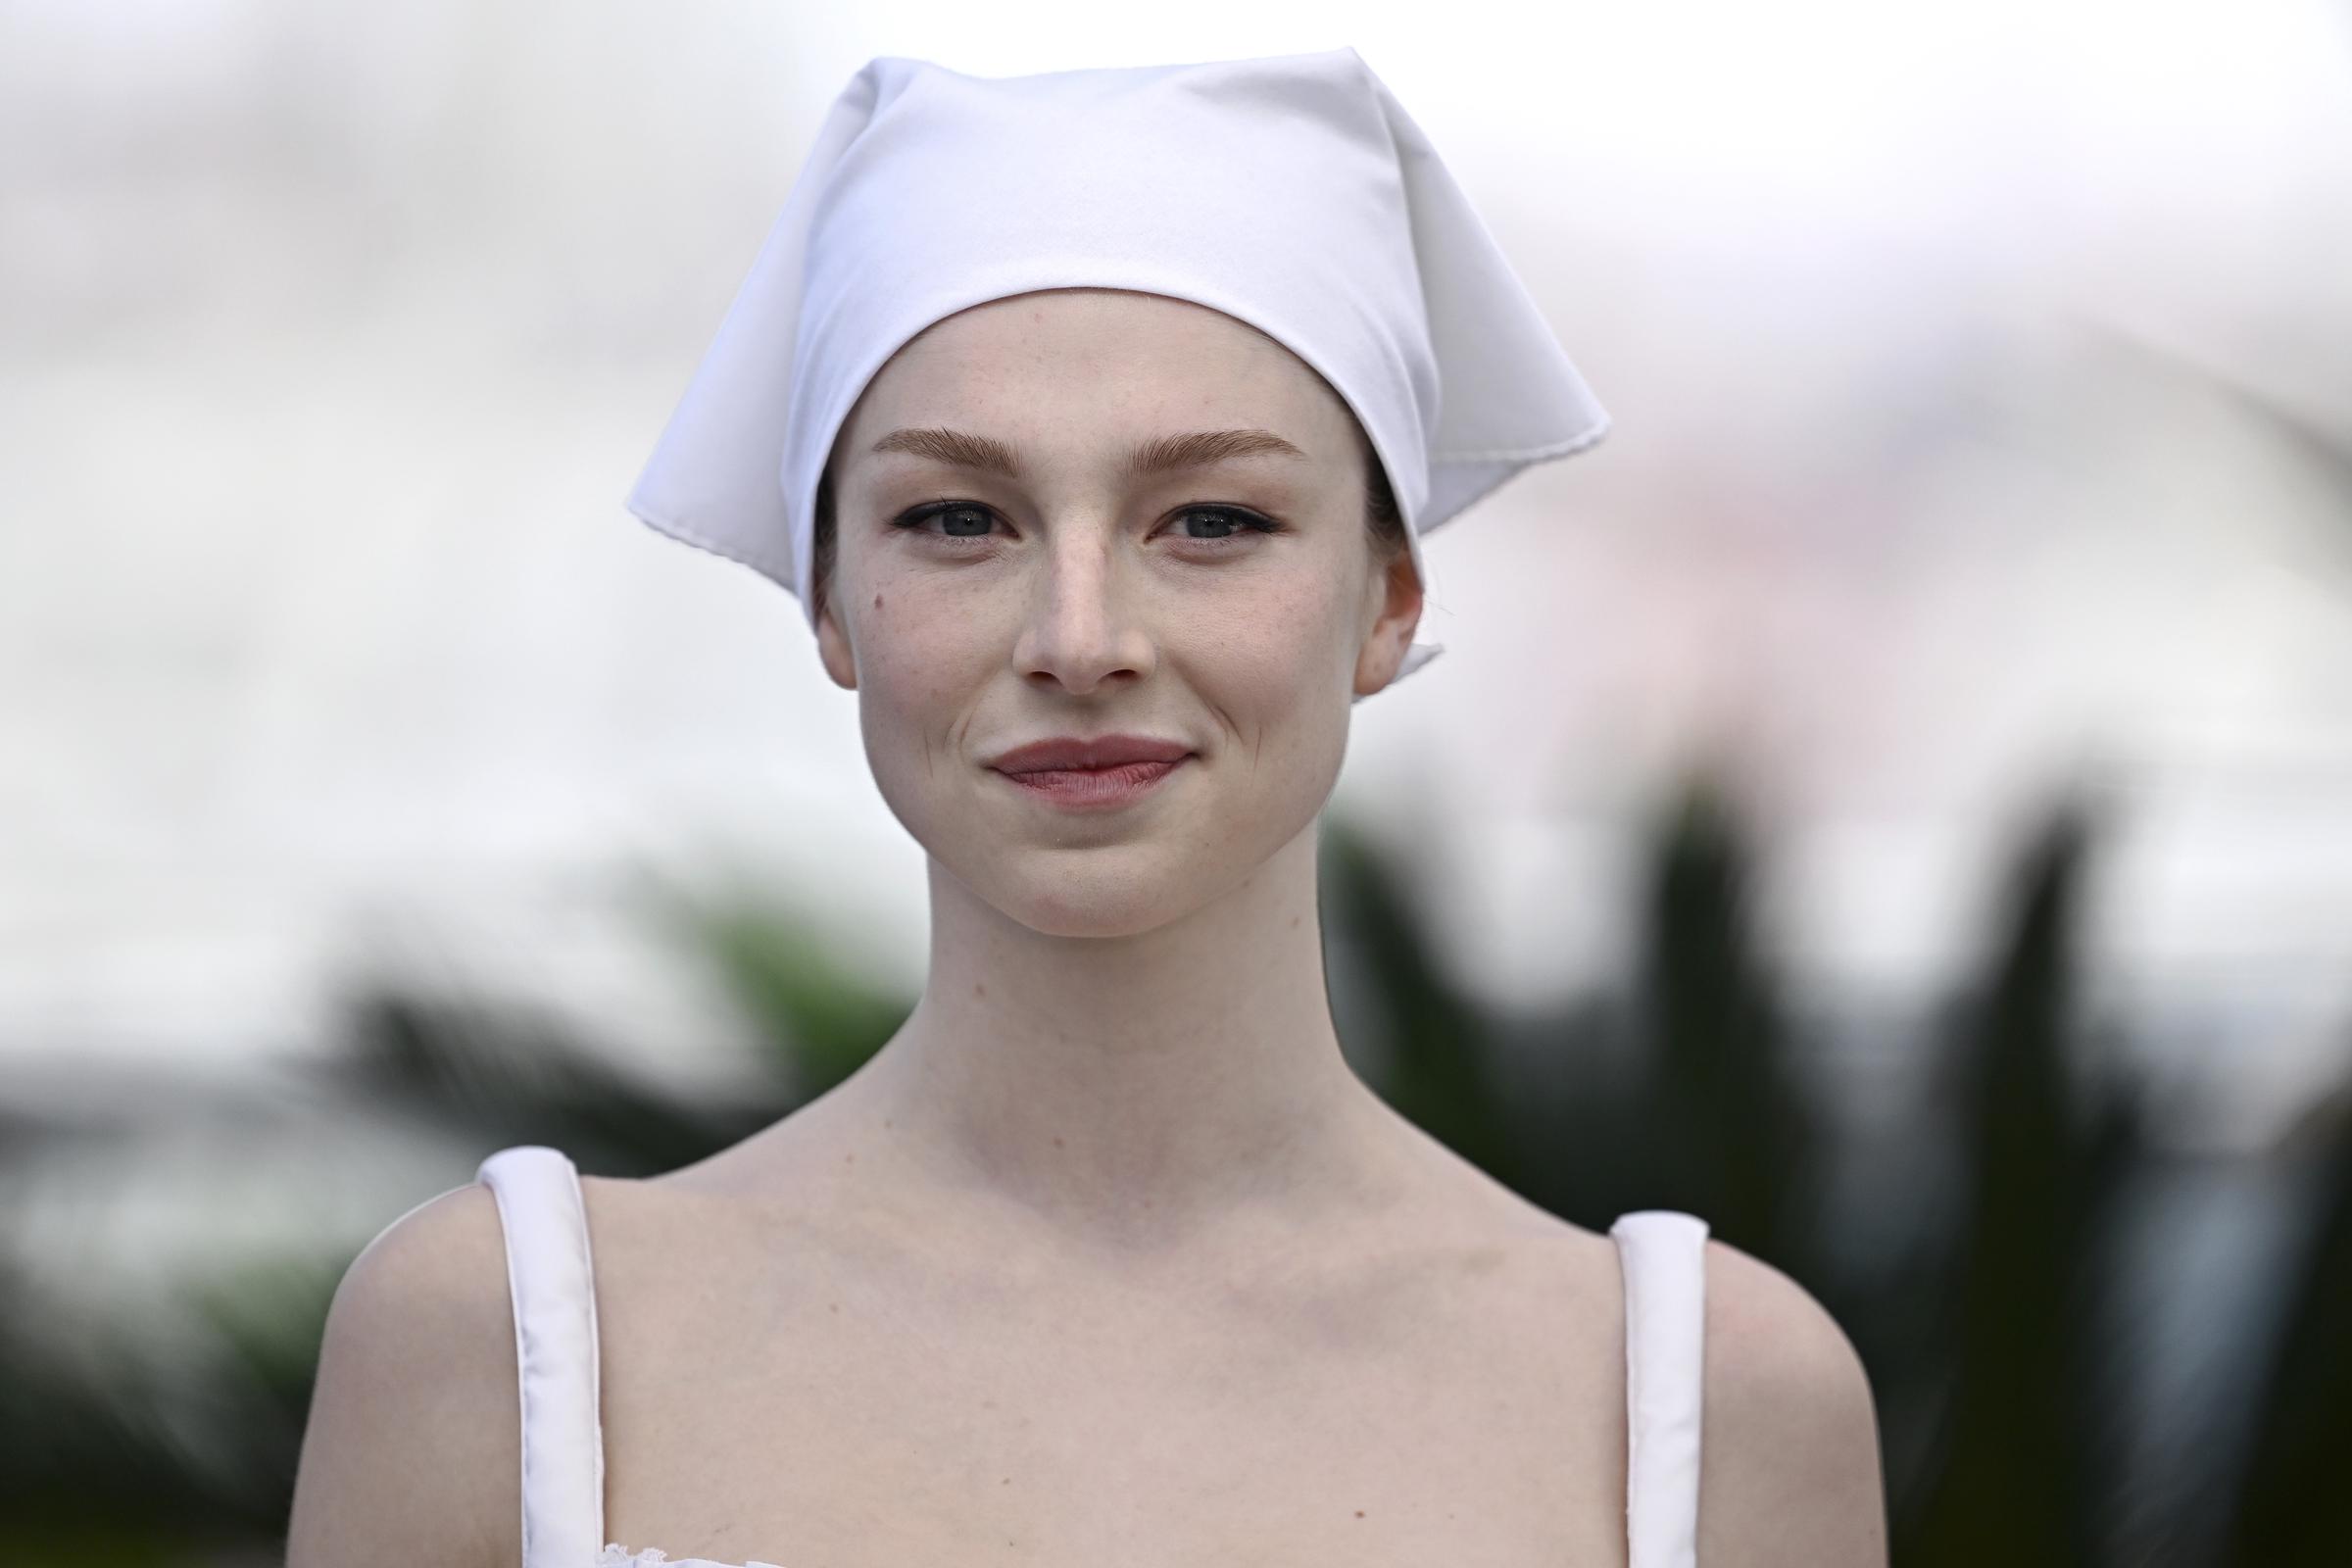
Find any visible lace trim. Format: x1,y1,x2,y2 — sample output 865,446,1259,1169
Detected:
600,1545,787,1568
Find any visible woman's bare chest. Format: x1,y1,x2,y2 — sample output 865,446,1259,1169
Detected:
584,1198,1632,1568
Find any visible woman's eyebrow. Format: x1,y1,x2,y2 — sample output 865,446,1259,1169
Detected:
868,426,1308,477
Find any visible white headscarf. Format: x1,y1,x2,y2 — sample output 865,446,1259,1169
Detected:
625,46,1609,701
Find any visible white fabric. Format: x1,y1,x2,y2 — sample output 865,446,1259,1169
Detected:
473,1143,1706,1567
623,47,1611,704
1612,1208,1712,1567
476,1147,612,1568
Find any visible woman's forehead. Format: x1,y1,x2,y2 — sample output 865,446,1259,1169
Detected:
846,291,1356,457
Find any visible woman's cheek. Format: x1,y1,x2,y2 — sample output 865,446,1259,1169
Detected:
854,591,999,844
1206,572,1349,707
858,577,976,707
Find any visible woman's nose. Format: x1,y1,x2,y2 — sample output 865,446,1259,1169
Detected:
1010,526,1157,696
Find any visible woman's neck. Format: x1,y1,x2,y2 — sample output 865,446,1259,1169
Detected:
819,824,1418,1261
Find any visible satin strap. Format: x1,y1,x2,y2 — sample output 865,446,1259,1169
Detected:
1610,1208,1710,1567
479,1144,608,1568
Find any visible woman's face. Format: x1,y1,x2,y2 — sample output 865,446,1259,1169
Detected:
816,287,1422,939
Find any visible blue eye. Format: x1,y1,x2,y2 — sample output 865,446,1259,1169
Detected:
1173,507,1281,541
892,502,997,537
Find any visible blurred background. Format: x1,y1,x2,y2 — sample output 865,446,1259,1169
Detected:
4,1,2349,1563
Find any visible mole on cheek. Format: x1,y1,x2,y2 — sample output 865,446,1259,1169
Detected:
874,593,885,611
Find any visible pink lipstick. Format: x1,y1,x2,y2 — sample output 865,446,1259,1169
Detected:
995,757,1188,810
984,733,1195,812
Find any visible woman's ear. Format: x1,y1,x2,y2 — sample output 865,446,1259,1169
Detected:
814,587,858,691
1353,546,1425,701
810,463,858,691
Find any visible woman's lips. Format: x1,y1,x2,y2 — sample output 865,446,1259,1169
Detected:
993,756,1189,810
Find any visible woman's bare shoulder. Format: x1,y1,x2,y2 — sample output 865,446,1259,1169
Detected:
1695,1237,1889,1568
284,1181,519,1568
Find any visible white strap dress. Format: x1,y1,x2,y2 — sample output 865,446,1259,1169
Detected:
474,1145,1708,1568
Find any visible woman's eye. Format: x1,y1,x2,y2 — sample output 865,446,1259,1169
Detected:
910,503,996,538
889,502,1280,547
1172,506,1279,542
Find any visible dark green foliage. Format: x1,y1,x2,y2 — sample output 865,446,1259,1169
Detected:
0,1252,272,1557
658,896,914,1098
183,1254,350,1531
1624,767,1818,1267
2218,1067,2352,1565
337,984,785,1178
1482,989,1648,1232
1317,813,1523,1185
1894,793,2119,1566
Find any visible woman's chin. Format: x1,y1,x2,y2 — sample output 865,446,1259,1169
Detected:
977,856,1209,940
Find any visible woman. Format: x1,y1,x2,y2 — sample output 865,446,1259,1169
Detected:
286,48,1887,1568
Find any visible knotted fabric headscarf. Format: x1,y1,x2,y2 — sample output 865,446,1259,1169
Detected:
625,46,1610,701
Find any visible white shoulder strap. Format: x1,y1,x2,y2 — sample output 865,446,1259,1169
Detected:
1609,1209,1710,1568
477,1145,609,1567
